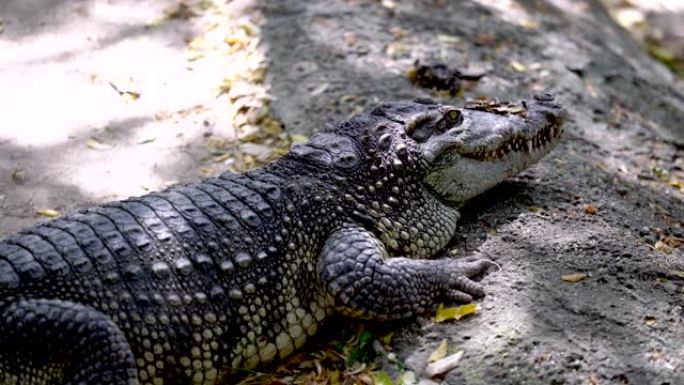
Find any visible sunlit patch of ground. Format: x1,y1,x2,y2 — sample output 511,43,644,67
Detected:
602,0,684,77
0,0,301,233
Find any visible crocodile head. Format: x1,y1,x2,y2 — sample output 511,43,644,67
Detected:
417,94,566,202
288,94,565,204
366,94,565,203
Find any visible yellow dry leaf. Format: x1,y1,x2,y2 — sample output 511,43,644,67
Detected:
37,209,60,218
520,19,538,29
561,273,587,282
510,61,526,72
654,241,673,254
381,0,396,10
669,179,684,190
584,204,598,215
137,136,156,145
329,369,341,385
437,34,461,45
381,332,393,347
398,371,416,385
290,134,309,144
589,373,600,385
661,236,684,248
429,339,448,363
372,371,393,385
86,138,113,150
669,270,684,279
122,91,140,103
385,42,408,56
644,315,657,326
652,166,669,180
433,303,479,323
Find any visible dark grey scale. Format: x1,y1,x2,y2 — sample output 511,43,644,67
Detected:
0,257,20,291
8,233,71,278
120,200,176,244
208,179,265,230
0,299,138,385
229,175,280,220
245,170,288,196
245,176,283,202
30,225,95,275
127,194,229,313
0,242,46,284
98,204,157,253
197,181,265,233
76,212,137,260
162,189,219,235
46,219,121,284
61,213,149,314
176,185,243,232
96,206,219,383
140,194,199,242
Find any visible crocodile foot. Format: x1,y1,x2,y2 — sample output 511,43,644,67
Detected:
444,257,499,303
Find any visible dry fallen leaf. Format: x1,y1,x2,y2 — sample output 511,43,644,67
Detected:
380,0,396,10
137,136,157,145
669,270,684,280
520,19,538,29
37,209,60,218
381,332,393,347
12,169,26,184
398,371,416,385
669,179,684,190
425,351,464,378
437,34,461,45
86,138,113,150
510,60,526,72
429,339,448,363
589,373,600,385
371,371,393,385
290,134,309,144
644,315,657,326
661,235,684,248
585,204,598,215
108,81,141,102
433,303,479,323
654,241,673,254
561,273,587,282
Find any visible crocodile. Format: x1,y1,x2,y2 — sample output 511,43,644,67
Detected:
0,94,565,385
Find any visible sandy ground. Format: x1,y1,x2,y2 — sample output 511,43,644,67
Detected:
2,1,684,384
0,0,282,238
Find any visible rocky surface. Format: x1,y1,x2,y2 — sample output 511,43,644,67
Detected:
2,0,684,384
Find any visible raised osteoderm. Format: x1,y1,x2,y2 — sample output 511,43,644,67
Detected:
0,94,564,385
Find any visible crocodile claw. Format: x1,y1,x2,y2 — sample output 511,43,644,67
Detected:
444,258,498,303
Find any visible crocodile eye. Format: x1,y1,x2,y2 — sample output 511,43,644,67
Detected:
445,109,463,126
407,107,463,143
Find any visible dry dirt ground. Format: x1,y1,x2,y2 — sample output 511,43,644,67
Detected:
2,1,684,385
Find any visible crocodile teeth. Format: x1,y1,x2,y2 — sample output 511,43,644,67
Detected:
526,140,533,152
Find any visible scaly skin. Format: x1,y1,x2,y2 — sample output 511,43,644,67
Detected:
0,94,565,385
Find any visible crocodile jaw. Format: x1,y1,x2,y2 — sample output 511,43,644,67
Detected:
423,95,566,203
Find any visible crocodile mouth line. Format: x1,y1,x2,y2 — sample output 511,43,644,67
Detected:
460,121,564,162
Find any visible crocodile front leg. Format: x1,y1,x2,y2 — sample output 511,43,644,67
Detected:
317,225,494,321
0,299,138,385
